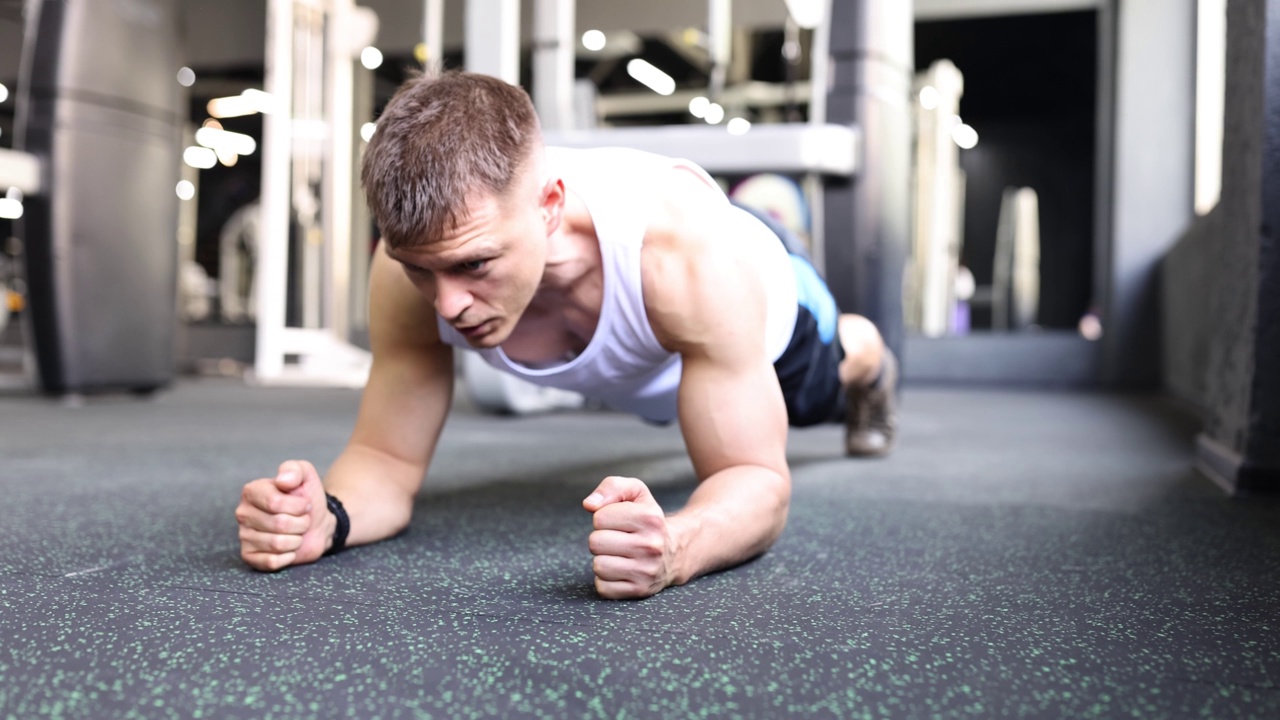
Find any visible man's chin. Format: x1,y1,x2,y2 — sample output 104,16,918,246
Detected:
461,322,508,349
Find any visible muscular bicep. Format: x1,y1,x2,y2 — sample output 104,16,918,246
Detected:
677,344,790,482
644,177,790,481
346,244,455,492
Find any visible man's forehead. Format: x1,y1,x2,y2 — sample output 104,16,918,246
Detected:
389,195,504,257
388,241,479,265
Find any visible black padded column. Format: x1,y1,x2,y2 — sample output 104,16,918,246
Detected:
1245,0,1280,487
15,0,183,394
1193,0,1280,494
821,0,913,363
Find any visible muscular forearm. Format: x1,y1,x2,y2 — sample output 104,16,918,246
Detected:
666,466,790,585
322,444,424,548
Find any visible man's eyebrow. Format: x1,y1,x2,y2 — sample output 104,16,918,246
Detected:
390,247,496,270
388,253,429,271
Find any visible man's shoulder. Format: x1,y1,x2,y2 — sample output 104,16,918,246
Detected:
639,180,760,349
642,169,736,256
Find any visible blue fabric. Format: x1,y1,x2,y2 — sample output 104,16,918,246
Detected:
790,255,839,345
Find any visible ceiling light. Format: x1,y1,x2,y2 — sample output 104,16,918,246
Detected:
952,123,979,150
0,198,22,220
360,47,383,70
783,0,825,30
207,89,275,119
195,126,257,156
919,86,939,110
582,30,606,52
626,59,675,96
183,146,217,169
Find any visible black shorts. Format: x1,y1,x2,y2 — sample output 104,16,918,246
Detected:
733,202,846,427
774,304,847,426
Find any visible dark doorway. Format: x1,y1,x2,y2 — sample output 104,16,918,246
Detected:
915,11,1098,331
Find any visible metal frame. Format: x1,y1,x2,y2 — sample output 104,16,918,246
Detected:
254,0,372,388
422,0,445,67
545,124,860,176
907,60,964,337
533,0,576,130
466,0,520,83
0,148,41,195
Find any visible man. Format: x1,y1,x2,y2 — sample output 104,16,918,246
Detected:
235,72,897,600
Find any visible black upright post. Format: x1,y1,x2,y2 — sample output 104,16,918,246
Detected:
1194,0,1280,493
15,0,183,394
822,0,914,364
1246,0,1280,487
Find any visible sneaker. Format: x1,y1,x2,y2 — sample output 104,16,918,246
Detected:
844,347,898,457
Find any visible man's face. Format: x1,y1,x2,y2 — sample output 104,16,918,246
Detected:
387,175,561,348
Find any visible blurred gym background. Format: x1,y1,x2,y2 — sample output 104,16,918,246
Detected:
0,0,1273,490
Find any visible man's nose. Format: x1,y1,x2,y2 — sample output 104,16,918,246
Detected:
434,276,472,320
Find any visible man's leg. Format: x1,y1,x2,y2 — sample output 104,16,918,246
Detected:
732,200,898,453
837,314,898,457
836,315,884,387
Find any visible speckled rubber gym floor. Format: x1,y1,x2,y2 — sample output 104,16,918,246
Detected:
1,379,1277,719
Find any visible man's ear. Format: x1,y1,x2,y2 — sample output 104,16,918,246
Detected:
540,177,566,234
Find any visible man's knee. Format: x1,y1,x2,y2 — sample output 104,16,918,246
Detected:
837,315,883,353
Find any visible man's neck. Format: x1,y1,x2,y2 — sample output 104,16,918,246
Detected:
534,189,599,302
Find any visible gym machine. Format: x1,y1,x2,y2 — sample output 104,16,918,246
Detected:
252,0,379,388
10,0,183,395
906,59,965,338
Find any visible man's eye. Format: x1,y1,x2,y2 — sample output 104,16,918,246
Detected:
460,260,488,272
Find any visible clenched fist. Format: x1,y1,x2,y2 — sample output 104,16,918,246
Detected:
582,476,678,600
236,460,333,571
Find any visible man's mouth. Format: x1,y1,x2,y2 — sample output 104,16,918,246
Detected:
457,320,491,338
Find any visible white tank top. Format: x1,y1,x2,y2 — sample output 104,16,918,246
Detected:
438,147,797,423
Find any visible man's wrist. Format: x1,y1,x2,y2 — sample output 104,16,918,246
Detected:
318,507,338,554
664,514,695,587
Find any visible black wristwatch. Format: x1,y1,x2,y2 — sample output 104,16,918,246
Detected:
324,493,350,556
